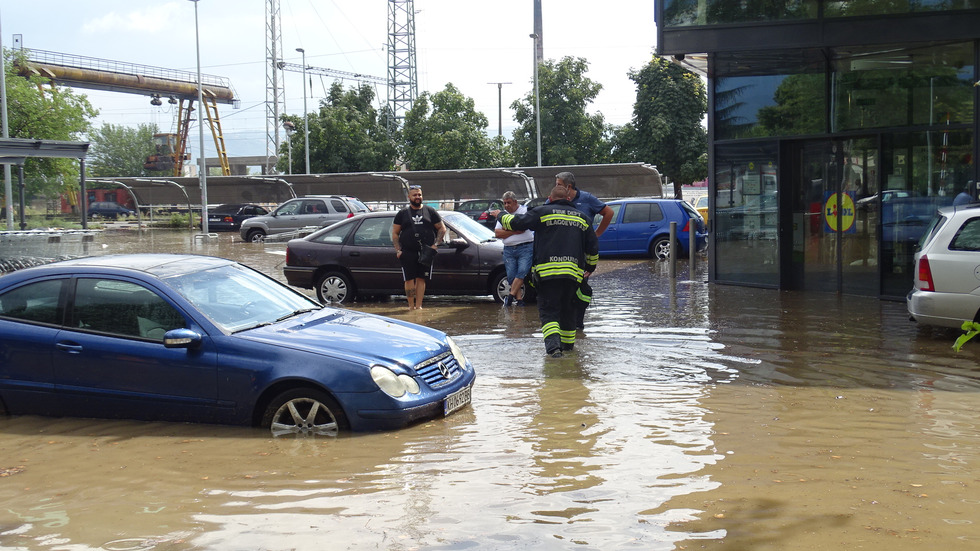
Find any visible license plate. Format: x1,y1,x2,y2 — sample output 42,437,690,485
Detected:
443,385,472,416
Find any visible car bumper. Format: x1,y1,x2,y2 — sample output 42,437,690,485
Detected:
283,266,317,289
907,289,980,328
341,371,476,431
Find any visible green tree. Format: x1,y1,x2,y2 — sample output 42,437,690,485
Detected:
87,122,167,177
401,83,495,170
279,82,396,174
510,56,609,166
4,49,98,199
614,56,707,185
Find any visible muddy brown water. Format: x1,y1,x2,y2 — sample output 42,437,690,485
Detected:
1,229,978,550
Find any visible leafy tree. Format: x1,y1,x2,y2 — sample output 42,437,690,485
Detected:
613,56,707,185
510,56,609,166
87,122,168,177
3,49,98,199
487,135,514,168
278,82,396,174
401,83,495,170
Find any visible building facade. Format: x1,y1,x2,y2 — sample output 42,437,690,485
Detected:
656,1,980,298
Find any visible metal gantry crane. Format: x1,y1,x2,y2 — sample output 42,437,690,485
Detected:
16,47,238,177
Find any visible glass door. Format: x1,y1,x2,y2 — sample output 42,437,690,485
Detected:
791,138,878,294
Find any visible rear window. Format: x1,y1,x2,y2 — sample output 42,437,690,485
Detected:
679,201,702,220
917,214,948,250
949,217,980,251
346,198,370,213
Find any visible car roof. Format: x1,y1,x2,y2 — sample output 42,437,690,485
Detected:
938,203,980,216
606,198,683,204
8,254,235,279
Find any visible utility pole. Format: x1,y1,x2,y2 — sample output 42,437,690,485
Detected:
487,82,511,137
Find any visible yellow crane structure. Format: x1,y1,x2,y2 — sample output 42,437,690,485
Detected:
15,48,238,176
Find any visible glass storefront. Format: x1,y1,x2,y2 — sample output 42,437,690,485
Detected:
711,40,976,297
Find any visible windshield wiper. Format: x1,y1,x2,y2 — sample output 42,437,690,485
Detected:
275,307,320,322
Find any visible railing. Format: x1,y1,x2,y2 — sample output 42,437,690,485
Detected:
26,49,229,88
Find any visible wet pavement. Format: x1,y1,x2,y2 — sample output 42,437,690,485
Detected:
1,229,979,550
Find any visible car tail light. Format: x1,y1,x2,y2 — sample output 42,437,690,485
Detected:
478,212,489,221
223,216,233,223
346,212,354,218
285,246,295,266
682,219,691,233
917,255,935,292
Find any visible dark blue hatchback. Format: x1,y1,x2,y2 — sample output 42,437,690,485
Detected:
0,254,474,435
598,199,707,260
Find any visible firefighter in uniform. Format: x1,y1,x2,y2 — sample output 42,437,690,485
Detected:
499,184,599,358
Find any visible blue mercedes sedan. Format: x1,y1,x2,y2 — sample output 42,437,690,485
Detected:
0,254,474,435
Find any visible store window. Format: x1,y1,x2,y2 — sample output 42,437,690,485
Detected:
663,0,816,26
714,142,780,286
714,54,825,140
825,0,980,17
832,42,975,132
879,129,973,296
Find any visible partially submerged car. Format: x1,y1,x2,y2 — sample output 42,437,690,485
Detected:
239,195,369,242
598,198,708,260
0,254,474,435
205,203,269,232
284,210,527,304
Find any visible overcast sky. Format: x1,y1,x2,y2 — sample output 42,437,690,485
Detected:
1,1,657,162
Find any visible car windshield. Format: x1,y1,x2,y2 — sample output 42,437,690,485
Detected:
444,212,496,242
163,263,320,333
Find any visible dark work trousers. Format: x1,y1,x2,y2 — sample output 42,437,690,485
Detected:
536,278,579,354
575,278,593,329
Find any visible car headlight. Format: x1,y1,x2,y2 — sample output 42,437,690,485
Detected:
447,336,468,370
371,365,420,398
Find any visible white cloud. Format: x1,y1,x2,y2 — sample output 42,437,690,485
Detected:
82,3,186,35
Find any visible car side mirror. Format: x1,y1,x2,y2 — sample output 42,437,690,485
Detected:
163,328,203,349
447,238,469,250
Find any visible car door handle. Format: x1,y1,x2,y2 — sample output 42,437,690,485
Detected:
56,341,83,354
349,251,361,257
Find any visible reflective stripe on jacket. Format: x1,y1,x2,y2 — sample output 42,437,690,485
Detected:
500,199,599,283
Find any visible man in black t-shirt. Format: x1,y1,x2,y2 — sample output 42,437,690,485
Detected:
391,185,446,310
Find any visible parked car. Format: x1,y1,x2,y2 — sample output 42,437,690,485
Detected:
907,204,980,328
524,197,548,209
597,198,708,260
240,195,370,242
284,210,529,304
0,254,474,434
455,199,503,229
87,201,135,220
694,195,709,225
205,203,269,232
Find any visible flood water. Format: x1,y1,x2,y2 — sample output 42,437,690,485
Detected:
2,229,979,550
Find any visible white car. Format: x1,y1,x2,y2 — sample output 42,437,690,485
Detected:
907,203,980,328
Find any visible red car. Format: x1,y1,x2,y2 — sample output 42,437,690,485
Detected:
284,210,528,304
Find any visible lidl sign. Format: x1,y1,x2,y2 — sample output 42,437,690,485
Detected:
824,192,856,233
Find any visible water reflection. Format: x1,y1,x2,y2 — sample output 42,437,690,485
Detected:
2,230,979,549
